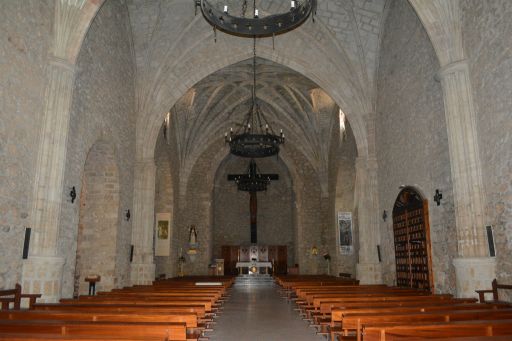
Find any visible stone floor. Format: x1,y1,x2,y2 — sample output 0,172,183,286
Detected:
208,280,324,341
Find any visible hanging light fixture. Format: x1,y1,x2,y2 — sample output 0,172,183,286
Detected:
224,38,285,158
196,0,316,38
196,0,316,158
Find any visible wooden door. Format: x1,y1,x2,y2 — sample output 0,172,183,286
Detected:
392,188,434,291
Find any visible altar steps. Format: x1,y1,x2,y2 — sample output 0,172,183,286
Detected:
235,274,275,286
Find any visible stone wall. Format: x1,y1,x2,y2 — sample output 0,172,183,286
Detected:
334,123,359,278
154,133,175,277
0,0,53,289
375,0,457,294
58,0,136,298
212,154,295,266
75,141,119,295
461,0,512,298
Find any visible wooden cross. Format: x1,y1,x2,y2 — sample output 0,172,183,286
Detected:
228,159,278,244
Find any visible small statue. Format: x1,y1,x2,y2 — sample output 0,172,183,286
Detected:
189,225,197,245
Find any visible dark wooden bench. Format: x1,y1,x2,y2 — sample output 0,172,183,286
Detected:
476,279,512,304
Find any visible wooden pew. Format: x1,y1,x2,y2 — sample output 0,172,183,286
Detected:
0,320,187,340
342,308,512,341
0,283,41,310
476,279,512,304
363,319,512,341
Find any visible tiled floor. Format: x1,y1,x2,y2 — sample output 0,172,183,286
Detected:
208,281,324,341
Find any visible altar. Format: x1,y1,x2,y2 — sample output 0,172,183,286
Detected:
221,245,287,275
235,261,272,274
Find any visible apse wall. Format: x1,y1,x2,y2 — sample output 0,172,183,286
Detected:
375,0,457,294
461,0,512,297
58,0,136,297
0,1,54,289
212,155,295,267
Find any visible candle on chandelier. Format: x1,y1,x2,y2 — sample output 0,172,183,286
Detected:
223,5,228,13
254,9,259,18
291,1,296,9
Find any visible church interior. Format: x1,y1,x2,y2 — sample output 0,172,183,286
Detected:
1,0,511,339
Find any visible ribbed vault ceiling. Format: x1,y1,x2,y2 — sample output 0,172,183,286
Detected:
169,57,341,182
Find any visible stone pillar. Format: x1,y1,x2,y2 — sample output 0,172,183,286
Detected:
355,156,382,284
437,60,495,297
22,57,76,302
130,159,156,285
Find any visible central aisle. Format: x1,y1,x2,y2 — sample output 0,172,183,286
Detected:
208,280,324,340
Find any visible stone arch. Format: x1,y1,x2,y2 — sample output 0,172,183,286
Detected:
136,18,372,163
74,139,120,296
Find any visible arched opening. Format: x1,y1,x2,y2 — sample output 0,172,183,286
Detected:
392,187,433,291
74,140,120,296
212,154,295,275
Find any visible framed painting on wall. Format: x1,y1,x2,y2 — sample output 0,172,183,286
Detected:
337,212,353,255
155,213,171,256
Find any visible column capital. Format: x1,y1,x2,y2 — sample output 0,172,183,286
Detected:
48,55,76,73
355,155,378,171
135,157,156,169
435,59,469,81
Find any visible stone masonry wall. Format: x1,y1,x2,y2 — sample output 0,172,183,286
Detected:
0,0,53,289
461,0,512,299
154,133,175,278
75,141,119,295
58,0,136,298
376,0,457,294
334,124,359,278
212,155,295,266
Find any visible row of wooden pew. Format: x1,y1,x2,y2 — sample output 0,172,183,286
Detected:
0,276,234,340
275,275,512,341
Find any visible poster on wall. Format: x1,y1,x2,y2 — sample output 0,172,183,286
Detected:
155,213,171,256
337,212,353,255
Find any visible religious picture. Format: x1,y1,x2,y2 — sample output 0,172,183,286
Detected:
157,220,169,239
337,212,353,255
155,213,171,256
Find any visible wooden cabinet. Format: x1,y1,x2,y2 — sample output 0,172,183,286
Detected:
392,188,433,291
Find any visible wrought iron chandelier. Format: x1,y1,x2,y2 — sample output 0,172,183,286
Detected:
224,38,285,158
196,0,316,38
228,159,278,192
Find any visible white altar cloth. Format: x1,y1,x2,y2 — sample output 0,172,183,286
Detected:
235,261,272,269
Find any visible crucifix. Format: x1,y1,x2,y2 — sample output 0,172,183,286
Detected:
228,159,279,244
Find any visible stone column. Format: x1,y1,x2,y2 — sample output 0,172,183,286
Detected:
355,156,383,284
437,60,496,297
130,159,157,285
22,57,76,303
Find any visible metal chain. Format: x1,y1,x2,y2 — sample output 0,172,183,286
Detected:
242,0,247,17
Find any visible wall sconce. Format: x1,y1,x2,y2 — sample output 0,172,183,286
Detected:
125,209,131,221
434,189,443,206
311,246,318,256
382,210,388,221
69,186,76,203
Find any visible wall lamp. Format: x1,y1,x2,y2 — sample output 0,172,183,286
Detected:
125,209,131,221
434,189,443,206
69,186,77,203
382,210,388,221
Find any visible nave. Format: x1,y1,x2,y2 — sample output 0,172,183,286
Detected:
209,278,322,341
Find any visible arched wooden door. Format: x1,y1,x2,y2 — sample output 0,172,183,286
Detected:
392,187,434,291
